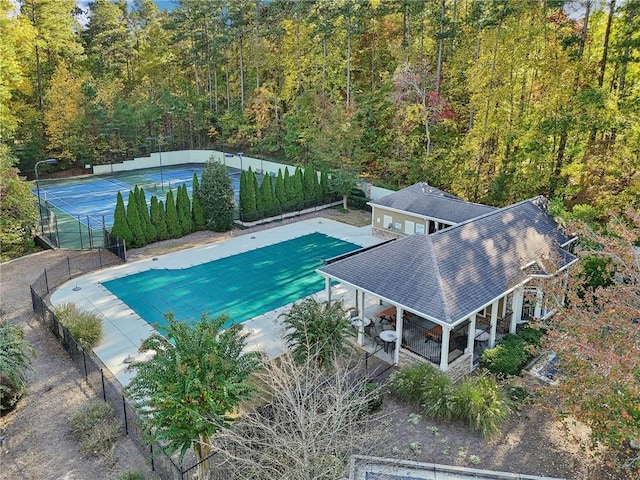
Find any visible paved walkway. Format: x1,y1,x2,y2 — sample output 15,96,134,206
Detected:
51,218,386,386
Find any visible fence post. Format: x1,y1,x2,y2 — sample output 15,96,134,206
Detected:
44,269,49,294
150,442,155,471
99,247,103,269
67,256,71,280
82,349,88,379
122,396,129,435
54,215,60,248
78,215,84,249
100,368,107,401
88,216,93,249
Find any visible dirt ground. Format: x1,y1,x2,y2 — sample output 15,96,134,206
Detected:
0,210,620,480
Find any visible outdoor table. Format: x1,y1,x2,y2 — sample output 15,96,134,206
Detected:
475,328,490,342
351,317,371,329
379,330,398,353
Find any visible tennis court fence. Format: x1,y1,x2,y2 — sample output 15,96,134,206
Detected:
39,202,126,260
30,252,234,480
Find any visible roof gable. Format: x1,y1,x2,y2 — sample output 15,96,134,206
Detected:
370,182,497,224
319,196,577,324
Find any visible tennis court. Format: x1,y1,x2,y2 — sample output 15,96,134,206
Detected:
101,232,361,330
35,165,242,248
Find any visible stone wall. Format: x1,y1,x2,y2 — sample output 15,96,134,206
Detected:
398,348,472,384
446,353,473,383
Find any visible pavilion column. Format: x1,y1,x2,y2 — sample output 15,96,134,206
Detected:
510,287,524,333
466,314,476,354
489,300,499,348
439,327,451,371
325,277,331,302
534,288,544,319
394,307,404,365
356,290,366,346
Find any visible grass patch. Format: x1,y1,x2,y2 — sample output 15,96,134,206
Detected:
388,363,512,438
70,400,122,458
54,302,103,348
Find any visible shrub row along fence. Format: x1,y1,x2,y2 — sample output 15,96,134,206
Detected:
29,250,231,480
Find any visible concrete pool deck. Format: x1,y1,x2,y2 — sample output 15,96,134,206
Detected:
51,218,386,387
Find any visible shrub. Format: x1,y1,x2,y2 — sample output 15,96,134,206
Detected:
450,375,512,438
388,363,435,405
0,322,33,412
364,381,383,412
70,400,122,457
54,302,103,348
480,334,529,375
420,370,454,420
517,325,545,348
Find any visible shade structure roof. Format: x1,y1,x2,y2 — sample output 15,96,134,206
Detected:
319,197,577,325
369,182,498,225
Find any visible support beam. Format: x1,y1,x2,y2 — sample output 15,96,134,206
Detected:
489,300,499,348
394,307,404,365
439,327,451,371
325,277,331,302
466,314,476,354
510,287,524,333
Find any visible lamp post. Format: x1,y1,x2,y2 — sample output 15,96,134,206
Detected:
237,152,244,172
35,159,57,235
146,135,172,190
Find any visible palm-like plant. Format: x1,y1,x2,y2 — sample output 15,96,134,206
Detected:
329,169,358,210
280,297,352,369
125,313,261,480
0,321,34,412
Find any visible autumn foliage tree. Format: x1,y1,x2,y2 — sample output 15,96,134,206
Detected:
539,210,640,475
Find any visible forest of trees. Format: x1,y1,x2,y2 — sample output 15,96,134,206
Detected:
1,0,638,213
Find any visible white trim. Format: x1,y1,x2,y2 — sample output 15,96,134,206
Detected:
370,204,458,227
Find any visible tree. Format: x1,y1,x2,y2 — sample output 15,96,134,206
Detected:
125,313,261,480
164,189,181,239
135,186,156,243
259,173,276,217
540,210,640,475
251,168,263,217
283,167,294,212
110,191,133,247
176,184,193,235
0,319,34,412
320,169,330,203
292,167,304,210
0,146,37,261
279,297,352,369
149,194,167,241
191,172,205,230
126,190,145,247
329,169,357,210
302,164,319,206
239,169,256,221
211,351,385,480
200,157,235,232
274,169,286,209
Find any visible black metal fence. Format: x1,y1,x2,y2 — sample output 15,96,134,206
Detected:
401,317,470,365
29,251,228,480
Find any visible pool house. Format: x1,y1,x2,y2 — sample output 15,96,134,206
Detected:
318,195,578,378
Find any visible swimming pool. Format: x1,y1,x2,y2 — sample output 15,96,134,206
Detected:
102,232,360,330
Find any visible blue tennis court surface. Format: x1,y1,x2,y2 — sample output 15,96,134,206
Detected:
101,233,360,330
35,166,241,228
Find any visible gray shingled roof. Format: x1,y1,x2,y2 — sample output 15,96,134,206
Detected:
370,182,497,224
319,196,577,325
